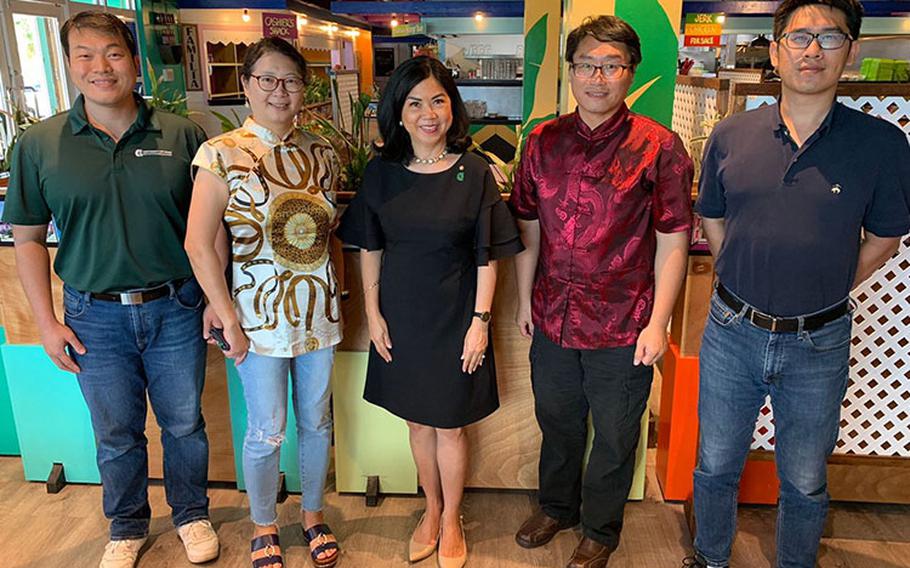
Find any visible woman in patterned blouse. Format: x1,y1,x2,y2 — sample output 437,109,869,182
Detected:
185,38,342,568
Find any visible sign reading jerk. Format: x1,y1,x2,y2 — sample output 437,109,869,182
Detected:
684,13,723,47
392,22,427,37
262,12,298,40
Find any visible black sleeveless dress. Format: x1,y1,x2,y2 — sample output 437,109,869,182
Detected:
337,153,523,428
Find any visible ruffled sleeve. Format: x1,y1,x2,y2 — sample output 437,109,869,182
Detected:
475,166,525,266
337,158,385,250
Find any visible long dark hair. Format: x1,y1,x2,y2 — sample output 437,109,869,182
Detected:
375,56,471,162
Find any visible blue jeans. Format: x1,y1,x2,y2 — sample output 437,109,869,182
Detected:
64,278,210,540
235,348,334,526
693,290,851,568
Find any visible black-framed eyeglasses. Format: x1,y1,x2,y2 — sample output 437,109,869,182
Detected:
570,62,632,79
250,74,305,93
779,30,852,50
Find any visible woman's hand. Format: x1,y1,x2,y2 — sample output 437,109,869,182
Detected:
367,313,393,363
461,319,489,374
202,304,223,345
223,322,251,365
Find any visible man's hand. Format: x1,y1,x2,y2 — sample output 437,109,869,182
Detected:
39,320,86,374
515,301,534,339
634,324,668,366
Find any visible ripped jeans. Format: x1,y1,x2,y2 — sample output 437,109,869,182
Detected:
235,347,335,525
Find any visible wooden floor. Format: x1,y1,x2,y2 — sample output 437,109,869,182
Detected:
2,454,910,568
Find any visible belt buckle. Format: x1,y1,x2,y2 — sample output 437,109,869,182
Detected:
119,291,144,305
749,309,779,332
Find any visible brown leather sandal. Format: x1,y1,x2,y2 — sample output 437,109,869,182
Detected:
251,533,284,568
303,523,340,568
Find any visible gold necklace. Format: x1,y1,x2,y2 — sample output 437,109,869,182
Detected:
411,149,448,165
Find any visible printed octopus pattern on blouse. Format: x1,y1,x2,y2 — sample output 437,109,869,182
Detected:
193,118,343,356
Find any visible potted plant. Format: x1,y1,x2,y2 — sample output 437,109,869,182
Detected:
300,77,373,193
0,94,41,189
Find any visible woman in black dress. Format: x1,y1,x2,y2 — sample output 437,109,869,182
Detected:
337,56,522,568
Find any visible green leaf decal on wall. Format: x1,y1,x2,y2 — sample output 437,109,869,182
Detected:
522,14,549,120
616,0,679,127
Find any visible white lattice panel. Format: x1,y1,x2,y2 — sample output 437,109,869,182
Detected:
842,96,910,140
751,237,910,456
331,71,360,135
673,83,721,156
744,95,910,142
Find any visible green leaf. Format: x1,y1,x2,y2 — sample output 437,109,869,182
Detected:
522,14,549,121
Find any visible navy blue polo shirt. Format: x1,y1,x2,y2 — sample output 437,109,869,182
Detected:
696,102,910,317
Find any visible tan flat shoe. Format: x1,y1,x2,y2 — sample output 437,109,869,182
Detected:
409,512,439,563
437,517,466,568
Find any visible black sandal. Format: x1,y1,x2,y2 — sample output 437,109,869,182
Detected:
251,533,284,568
303,523,340,568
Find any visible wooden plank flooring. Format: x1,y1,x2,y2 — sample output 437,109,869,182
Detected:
2,454,909,567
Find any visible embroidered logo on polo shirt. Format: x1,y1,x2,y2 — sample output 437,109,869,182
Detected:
831,183,842,195
134,149,173,158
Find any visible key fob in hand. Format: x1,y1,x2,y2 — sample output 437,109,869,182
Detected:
209,327,231,351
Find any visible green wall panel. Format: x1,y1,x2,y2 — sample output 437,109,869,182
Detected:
2,344,100,483
0,329,20,455
332,352,417,494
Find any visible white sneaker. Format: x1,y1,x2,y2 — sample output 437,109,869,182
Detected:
177,519,220,563
99,537,148,568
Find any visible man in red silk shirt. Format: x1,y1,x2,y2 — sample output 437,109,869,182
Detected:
509,16,693,568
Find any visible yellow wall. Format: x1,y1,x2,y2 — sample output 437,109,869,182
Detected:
354,31,373,94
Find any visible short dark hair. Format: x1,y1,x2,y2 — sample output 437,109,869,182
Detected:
773,0,863,41
565,15,642,69
240,37,308,82
375,56,470,163
60,12,137,59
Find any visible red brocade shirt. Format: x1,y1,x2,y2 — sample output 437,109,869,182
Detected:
509,106,693,349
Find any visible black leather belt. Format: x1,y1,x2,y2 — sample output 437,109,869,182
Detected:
91,279,185,305
716,283,849,333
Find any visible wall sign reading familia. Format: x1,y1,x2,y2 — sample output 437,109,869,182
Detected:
262,12,298,40
1,1,909,568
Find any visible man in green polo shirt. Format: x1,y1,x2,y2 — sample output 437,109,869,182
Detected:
1,13,219,568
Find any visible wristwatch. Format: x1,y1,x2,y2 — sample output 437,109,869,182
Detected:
473,311,492,323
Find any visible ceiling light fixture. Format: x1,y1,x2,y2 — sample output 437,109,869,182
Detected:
241,8,251,23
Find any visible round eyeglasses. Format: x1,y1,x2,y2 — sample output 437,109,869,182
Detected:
570,62,632,79
779,31,851,50
250,74,305,93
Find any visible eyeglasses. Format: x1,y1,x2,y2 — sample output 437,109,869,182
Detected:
570,62,632,79
779,30,851,50
250,74,305,93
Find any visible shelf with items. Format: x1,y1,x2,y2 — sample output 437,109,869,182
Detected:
205,41,251,102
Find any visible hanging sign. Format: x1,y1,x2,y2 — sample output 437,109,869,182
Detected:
182,24,202,91
392,22,427,37
684,13,723,47
262,12,298,40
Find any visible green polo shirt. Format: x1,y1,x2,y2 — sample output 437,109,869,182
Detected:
1,94,208,293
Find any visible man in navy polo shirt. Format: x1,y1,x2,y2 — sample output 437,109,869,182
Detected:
687,1,910,567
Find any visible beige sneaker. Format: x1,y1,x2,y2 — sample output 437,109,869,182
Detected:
99,537,147,568
177,519,220,563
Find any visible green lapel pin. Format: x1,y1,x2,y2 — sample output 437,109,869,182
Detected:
456,165,465,182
